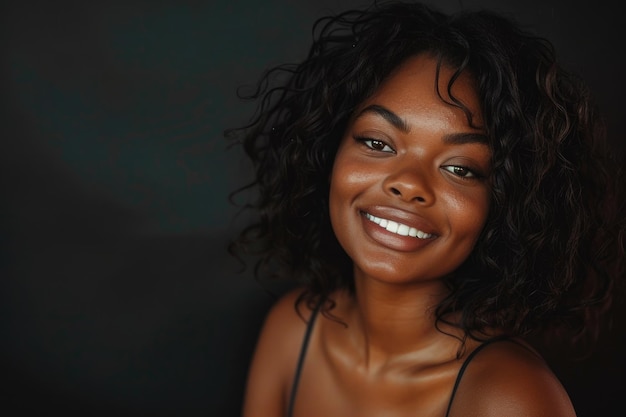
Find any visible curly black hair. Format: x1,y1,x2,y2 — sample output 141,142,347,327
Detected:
226,0,624,351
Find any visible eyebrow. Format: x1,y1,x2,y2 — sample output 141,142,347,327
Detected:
443,132,488,145
355,104,488,145
356,104,410,133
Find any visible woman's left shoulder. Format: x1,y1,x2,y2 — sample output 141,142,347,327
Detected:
447,337,577,417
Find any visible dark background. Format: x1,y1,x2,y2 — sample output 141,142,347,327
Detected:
2,0,624,416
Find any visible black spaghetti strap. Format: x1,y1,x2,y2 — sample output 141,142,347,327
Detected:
286,299,323,417
444,335,511,417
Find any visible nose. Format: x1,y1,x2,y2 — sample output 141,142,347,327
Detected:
383,163,435,205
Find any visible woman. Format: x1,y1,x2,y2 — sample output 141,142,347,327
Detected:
227,1,624,416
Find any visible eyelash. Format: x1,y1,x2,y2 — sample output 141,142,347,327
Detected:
354,136,483,180
354,136,396,153
441,165,481,180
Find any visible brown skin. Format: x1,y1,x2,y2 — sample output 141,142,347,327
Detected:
242,55,577,417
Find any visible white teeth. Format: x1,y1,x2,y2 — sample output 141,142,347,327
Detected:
386,221,399,233
364,213,433,239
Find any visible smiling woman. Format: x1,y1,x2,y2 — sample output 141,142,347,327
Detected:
330,55,491,285
225,1,625,416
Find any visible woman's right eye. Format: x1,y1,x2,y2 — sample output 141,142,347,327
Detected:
355,137,396,153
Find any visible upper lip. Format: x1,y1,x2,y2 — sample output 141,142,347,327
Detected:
359,205,439,236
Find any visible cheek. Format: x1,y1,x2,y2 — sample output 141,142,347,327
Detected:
328,167,350,257
328,150,371,248
437,190,490,275
329,155,355,219
440,185,490,229
448,188,491,242
329,152,383,216
329,154,346,219
330,148,363,200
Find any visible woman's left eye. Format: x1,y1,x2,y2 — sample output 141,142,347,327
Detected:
442,165,476,178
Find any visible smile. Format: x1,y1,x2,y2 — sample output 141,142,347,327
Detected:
364,213,433,239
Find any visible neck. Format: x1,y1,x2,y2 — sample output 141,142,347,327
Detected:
343,272,458,369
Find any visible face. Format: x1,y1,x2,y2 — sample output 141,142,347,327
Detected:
329,54,492,286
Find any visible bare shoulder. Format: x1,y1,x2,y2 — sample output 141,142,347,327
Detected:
255,287,317,359
263,286,320,346
448,339,577,417
241,287,314,417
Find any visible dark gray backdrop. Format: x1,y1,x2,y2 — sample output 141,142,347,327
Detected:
2,0,624,416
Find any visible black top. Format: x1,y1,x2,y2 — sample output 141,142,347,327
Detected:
286,301,515,417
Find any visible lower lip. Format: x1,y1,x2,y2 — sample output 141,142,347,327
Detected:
360,213,436,252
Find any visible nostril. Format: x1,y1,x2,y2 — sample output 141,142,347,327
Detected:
415,196,426,203
390,187,402,196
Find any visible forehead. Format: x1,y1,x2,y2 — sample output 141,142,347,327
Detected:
356,54,483,130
